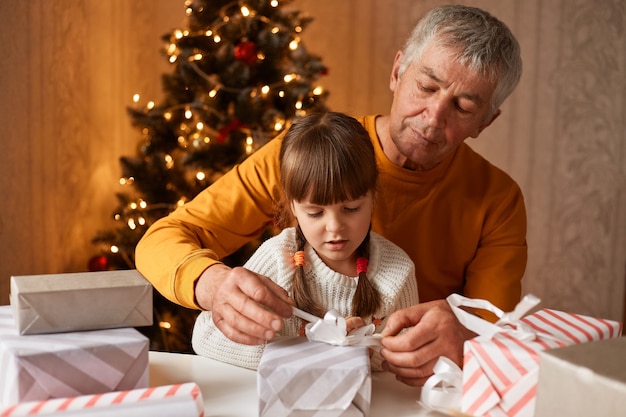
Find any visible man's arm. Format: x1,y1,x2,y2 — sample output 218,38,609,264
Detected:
464,179,527,317
135,137,283,309
135,137,294,343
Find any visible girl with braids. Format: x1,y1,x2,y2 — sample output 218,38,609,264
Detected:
192,112,419,370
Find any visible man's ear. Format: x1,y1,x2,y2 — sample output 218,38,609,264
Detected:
390,51,403,92
471,109,501,138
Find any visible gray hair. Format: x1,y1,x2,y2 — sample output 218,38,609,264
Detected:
398,5,522,117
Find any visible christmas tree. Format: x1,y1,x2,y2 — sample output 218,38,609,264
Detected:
91,0,329,352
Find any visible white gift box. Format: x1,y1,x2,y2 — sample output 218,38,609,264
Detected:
10,269,152,335
534,336,626,417
0,306,149,407
257,336,371,417
0,383,203,417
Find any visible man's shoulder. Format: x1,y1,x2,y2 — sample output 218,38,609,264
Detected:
455,143,519,187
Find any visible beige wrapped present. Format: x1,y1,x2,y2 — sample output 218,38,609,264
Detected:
10,269,152,334
257,336,371,417
0,306,149,406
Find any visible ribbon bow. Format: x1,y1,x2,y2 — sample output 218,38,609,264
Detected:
304,310,382,347
419,357,463,412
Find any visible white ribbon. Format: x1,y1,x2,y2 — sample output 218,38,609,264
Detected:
419,294,543,412
419,357,463,412
304,310,382,347
447,293,542,341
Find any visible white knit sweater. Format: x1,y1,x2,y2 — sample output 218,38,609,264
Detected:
192,227,419,370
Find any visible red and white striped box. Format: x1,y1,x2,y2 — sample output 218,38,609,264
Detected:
0,383,204,417
461,308,622,417
0,306,149,407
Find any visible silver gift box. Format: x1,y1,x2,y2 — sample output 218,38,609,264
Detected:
258,337,371,417
10,269,152,334
0,305,149,407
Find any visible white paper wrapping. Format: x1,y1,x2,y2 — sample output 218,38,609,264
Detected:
0,383,203,417
258,336,371,417
10,270,152,335
0,306,149,407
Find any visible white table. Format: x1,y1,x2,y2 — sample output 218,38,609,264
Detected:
149,351,445,416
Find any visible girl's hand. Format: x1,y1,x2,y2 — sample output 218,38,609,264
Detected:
345,316,367,334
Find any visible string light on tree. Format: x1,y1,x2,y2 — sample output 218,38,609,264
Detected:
92,0,329,353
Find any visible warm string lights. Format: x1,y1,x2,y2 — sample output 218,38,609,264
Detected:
163,0,325,136
95,0,328,272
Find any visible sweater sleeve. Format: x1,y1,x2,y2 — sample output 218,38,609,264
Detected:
464,179,527,316
135,136,284,309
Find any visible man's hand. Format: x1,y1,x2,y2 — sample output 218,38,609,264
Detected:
195,264,294,345
380,299,475,386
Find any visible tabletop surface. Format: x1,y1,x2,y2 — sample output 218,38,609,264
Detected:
149,351,447,417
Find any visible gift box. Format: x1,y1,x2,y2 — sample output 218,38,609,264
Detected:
450,295,622,417
10,269,152,334
0,382,204,417
0,306,149,407
534,336,626,417
257,336,371,417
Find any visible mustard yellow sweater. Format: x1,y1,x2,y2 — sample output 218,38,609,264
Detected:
135,115,527,313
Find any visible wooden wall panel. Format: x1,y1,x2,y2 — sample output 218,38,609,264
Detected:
0,1,182,303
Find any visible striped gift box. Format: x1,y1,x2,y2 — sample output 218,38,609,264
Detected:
0,306,149,407
258,336,371,417
461,308,622,417
0,383,203,417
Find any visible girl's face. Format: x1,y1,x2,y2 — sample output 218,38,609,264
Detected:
291,191,374,276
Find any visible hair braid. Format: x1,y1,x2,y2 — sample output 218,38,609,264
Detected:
352,230,381,317
292,224,326,318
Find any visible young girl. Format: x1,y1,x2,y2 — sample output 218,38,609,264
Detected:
192,112,419,370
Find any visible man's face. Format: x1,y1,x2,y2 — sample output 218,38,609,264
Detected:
387,42,500,170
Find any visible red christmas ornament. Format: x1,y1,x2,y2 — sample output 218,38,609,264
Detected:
234,41,257,66
217,118,246,143
88,254,109,271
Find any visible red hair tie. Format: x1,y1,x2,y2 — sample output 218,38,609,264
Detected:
356,257,368,274
293,251,305,267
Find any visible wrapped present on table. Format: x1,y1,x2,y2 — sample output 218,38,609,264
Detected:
534,336,626,417
420,294,622,417
0,306,149,407
0,383,204,417
10,269,152,335
257,336,371,417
